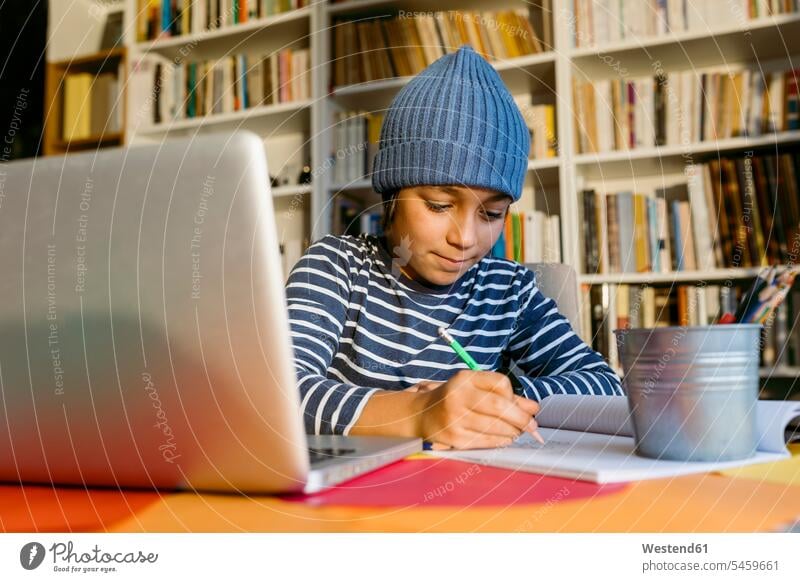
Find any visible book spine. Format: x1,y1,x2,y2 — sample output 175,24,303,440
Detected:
582,190,599,273
162,0,171,36
785,70,799,130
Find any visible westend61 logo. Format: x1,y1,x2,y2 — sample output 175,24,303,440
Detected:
19,541,158,574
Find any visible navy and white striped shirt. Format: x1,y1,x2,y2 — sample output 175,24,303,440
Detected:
285,234,623,436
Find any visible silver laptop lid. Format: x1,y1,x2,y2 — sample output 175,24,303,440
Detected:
0,131,310,493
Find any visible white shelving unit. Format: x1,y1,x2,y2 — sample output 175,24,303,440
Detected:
133,5,313,54
48,0,800,379
55,1,800,378
112,0,564,263
119,0,320,270
566,13,800,281
316,0,563,239
561,3,800,380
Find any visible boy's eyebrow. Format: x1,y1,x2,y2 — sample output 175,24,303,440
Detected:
483,192,512,203
435,186,510,203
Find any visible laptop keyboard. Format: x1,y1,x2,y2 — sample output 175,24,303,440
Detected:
308,447,356,465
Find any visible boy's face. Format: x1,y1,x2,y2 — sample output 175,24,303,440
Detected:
387,185,511,286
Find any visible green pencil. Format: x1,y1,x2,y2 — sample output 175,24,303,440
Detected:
437,327,481,371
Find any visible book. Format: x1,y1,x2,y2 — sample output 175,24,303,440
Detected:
615,192,636,273
572,0,799,48
491,228,507,259
632,194,651,272
432,395,800,484
544,214,561,262
573,64,800,154
89,73,115,136
580,150,792,275
584,276,800,371
581,190,599,273
62,73,93,141
519,103,557,159
143,47,311,126
332,9,545,87
137,0,308,41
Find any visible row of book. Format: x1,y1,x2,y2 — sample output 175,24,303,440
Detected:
491,211,562,264
580,150,800,275
333,9,544,88
583,281,800,372
331,110,383,187
328,198,563,265
571,0,799,48
581,186,693,275
329,102,556,187
703,153,800,269
331,195,383,238
61,70,123,141
131,48,310,126
519,103,558,159
573,67,800,154
136,0,307,42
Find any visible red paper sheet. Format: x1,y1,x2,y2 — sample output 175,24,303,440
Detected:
0,484,161,532
282,458,627,507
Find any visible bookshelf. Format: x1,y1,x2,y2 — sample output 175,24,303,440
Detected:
318,0,562,244
47,1,800,386
133,5,313,55
567,1,800,382
132,99,313,136
121,0,319,277
43,0,130,155
43,47,128,156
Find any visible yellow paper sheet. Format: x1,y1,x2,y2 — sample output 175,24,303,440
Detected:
719,444,800,486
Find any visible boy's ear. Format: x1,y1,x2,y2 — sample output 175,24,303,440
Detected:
381,189,400,231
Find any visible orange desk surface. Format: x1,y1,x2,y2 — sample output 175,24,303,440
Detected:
2,446,800,533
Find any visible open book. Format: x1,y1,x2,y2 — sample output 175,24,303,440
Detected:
430,396,800,483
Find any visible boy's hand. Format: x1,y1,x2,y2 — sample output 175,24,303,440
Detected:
417,370,541,450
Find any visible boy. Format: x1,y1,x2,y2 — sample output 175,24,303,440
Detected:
286,46,623,450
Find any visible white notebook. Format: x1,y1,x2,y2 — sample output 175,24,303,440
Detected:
430,396,800,484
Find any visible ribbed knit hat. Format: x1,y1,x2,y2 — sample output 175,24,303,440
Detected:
372,45,530,202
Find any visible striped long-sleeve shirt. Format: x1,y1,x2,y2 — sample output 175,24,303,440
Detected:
285,234,623,436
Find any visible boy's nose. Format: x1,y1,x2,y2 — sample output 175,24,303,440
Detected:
445,215,477,252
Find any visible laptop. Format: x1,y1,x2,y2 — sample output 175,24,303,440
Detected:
0,131,420,494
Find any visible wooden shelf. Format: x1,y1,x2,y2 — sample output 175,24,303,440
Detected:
50,47,125,69
528,157,559,170
136,7,311,54
331,51,556,101
327,0,397,14
329,179,372,192
579,267,768,285
570,13,800,59
273,184,312,197
327,0,543,16
133,99,312,137
574,131,800,167
43,47,127,156
51,132,124,152
759,366,800,379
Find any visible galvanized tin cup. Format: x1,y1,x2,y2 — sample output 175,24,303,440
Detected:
613,324,762,462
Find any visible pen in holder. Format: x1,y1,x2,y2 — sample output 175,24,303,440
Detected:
614,324,762,463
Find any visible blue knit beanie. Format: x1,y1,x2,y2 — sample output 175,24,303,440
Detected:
372,45,530,203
